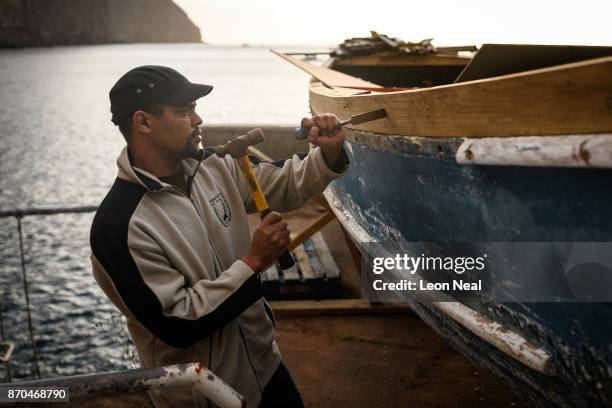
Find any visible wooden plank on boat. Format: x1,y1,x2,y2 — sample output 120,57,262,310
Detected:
456,134,612,168
437,45,478,53
311,233,340,279
270,49,382,89
271,299,411,317
433,301,556,376
456,43,612,83
309,56,612,137
333,53,470,67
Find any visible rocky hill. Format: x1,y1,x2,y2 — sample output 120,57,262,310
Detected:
0,0,201,47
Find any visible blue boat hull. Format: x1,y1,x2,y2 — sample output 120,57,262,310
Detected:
328,132,612,407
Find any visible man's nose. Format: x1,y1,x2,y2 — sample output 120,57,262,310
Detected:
192,111,203,127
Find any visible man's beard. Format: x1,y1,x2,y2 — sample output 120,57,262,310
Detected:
181,130,203,160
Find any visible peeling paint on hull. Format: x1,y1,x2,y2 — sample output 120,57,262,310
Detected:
328,134,612,407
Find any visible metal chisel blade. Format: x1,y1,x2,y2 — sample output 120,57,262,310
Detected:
344,108,387,126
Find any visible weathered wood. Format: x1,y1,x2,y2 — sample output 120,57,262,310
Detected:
437,45,478,53
456,134,612,168
309,56,612,137
270,49,381,89
261,236,341,300
293,244,316,280
433,302,555,376
270,298,411,317
311,233,340,279
303,238,324,279
375,32,402,50
333,53,470,67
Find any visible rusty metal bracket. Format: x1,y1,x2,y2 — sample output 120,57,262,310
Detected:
5,363,244,407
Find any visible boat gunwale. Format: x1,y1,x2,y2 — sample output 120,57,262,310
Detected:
340,128,612,168
308,55,612,138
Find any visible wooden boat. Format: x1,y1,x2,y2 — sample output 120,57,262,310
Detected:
275,36,612,407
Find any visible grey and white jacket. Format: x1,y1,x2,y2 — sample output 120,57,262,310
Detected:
89,144,348,408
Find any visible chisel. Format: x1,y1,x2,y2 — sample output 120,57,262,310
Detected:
294,108,387,140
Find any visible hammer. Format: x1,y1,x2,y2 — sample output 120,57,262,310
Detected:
212,129,295,270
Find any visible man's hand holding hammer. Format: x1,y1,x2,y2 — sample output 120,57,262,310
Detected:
242,211,290,273
240,114,345,273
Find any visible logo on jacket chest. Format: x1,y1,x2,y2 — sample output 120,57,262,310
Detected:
209,192,232,228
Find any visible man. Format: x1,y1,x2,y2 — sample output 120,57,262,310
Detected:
89,65,348,407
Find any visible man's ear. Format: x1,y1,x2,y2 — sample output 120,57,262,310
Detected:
133,111,152,133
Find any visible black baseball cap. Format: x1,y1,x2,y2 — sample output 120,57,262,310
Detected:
109,65,213,125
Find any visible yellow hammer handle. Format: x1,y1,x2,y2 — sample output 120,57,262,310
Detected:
236,155,296,270
236,156,269,212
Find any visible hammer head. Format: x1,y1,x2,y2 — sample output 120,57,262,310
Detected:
213,128,264,158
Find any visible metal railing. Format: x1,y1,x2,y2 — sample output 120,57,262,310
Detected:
0,205,98,381
0,206,246,407
2,363,245,407
0,206,98,218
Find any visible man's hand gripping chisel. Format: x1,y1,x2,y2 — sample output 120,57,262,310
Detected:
212,128,295,270
294,108,387,140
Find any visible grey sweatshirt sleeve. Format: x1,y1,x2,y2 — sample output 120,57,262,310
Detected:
227,145,349,214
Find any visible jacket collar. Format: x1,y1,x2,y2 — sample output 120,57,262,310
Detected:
116,146,207,192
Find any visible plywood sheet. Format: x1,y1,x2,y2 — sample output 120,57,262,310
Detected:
456,44,612,83
271,49,382,89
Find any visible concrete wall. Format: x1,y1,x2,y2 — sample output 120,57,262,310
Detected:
204,125,310,161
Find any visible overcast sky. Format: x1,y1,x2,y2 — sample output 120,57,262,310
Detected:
173,0,612,47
